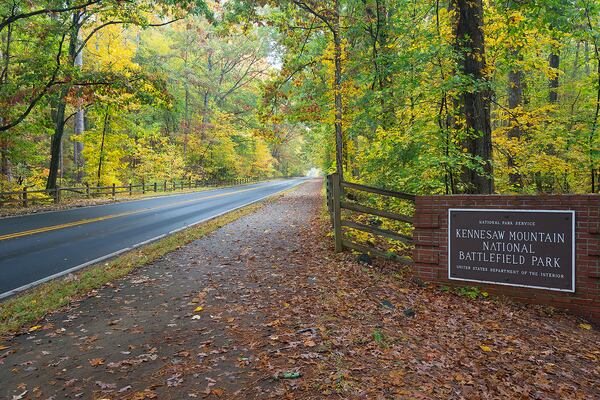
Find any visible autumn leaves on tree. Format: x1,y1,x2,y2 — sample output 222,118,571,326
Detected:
0,0,306,192
0,0,599,195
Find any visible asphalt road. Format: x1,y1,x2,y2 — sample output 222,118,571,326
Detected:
0,178,305,298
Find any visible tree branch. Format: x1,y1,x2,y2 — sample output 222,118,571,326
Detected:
291,0,334,33
76,17,184,55
0,0,101,32
0,31,67,132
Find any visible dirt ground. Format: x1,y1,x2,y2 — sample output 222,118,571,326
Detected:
1,179,599,399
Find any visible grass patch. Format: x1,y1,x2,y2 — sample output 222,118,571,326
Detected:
0,191,288,337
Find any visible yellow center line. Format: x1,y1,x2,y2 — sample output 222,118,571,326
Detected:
0,185,268,242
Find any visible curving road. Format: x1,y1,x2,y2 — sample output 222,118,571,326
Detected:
0,178,305,298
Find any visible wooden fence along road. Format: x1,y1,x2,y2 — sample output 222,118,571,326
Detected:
0,177,265,208
326,173,414,263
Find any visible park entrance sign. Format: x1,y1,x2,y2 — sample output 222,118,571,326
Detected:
448,209,575,292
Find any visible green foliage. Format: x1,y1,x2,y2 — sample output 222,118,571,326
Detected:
0,1,308,190
2,0,600,194
372,329,387,347
456,286,489,300
249,0,600,194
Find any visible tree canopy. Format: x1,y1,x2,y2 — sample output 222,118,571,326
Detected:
0,0,599,194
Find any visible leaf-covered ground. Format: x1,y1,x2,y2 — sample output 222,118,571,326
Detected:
0,179,598,399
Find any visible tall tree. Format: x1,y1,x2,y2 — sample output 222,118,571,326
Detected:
73,12,85,183
453,0,493,193
289,0,345,180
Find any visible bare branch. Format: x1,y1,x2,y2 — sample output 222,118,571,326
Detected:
291,0,334,33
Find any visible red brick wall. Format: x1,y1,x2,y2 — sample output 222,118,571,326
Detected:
412,195,600,323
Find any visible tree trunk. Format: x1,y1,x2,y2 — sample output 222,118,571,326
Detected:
333,0,344,180
97,105,110,186
584,4,600,193
366,0,394,130
183,85,189,161
585,41,591,76
0,135,9,181
200,49,213,142
507,48,524,188
73,13,84,183
47,88,69,189
572,41,580,80
453,0,493,194
549,52,560,103
47,11,81,189
0,20,12,181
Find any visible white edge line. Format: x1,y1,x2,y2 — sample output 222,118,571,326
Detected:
0,179,305,300
447,208,576,293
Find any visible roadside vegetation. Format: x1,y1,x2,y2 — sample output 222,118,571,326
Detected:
0,195,279,336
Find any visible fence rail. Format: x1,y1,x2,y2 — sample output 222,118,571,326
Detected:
326,173,414,264
0,177,264,208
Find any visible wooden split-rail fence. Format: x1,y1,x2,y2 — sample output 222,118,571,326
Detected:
0,177,262,208
326,173,414,263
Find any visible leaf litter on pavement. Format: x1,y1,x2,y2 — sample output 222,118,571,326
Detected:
0,180,598,399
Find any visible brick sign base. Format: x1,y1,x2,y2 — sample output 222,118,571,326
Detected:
412,195,600,323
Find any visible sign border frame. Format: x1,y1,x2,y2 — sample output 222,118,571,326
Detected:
447,208,576,293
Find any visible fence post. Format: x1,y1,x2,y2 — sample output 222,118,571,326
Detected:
164,180,167,192
142,180,145,194
331,173,343,252
326,175,333,223
129,183,132,196
22,187,28,207
54,186,60,204
154,182,157,192
86,182,90,198
112,183,116,197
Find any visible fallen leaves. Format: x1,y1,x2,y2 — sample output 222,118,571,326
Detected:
107,352,158,370
89,358,105,367
27,325,41,333
131,390,158,399
479,345,492,352
95,380,116,390
2,182,599,399
11,391,27,400
166,373,183,387
388,370,405,387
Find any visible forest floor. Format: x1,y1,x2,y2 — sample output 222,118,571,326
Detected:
1,179,599,399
